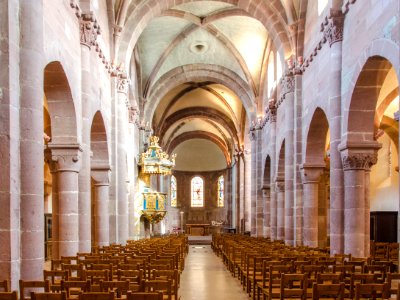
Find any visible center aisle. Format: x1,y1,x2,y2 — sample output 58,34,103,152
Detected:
179,245,250,300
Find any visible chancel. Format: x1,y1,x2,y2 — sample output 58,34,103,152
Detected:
0,0,399,299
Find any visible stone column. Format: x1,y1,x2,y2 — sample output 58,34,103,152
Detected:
294,73,303,246
91,167,110,246
276,179,285,240
234,153,241,231
282,73,295,246
78,13,99,253
324,9,345,255
244,149,252,232
301,164,324,247
250,126,263,236
262,187,271,238
340,144,379,257
45,151,59,259
116,75,129,244
48,144,82,257
364,169,371,256
20,0,44,280
269,101,277,240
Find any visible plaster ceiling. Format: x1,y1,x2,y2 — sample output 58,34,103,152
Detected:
123,0,302,171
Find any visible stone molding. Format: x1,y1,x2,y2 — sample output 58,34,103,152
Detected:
91,165,111,185
323,10,344,47
46,143,83,172
79,13,100,49
300,164,325,183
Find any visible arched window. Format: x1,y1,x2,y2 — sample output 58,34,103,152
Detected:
170,175,177,207
217,175,224,207
267,52,275,97
276,52,283,81
191,176,204,207
318,0,328,16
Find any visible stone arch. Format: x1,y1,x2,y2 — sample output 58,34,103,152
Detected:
145,64,256,123
342,39,400,143
117,0,293,67
158,107,240,145
304,107,329,165
90,111,110,247
90,111,110,166
166,131,231,166
44,61,78,144
263,155,271,188
277,140,285,180
276,140,285,240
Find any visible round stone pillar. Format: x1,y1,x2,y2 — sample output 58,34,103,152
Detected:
324,9,345,254
116,75,129,244
262,187,271,238
276,179,285,241
78,13,99,253
269,102,277,240
92,167,110,246
282,74,295,246
301,164,324,247
48,144,82,257
340,144,380,257
20,0,44,280
45,150,59,259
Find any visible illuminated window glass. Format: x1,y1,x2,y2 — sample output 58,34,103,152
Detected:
267,52,275,97
191,176,204,207
276,52,283,81
171,175,177,207
217,175,224,207
318,0,328,15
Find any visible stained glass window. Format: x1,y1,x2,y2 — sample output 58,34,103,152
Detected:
171,175,177,207
217,175,224,207
191,176,204,207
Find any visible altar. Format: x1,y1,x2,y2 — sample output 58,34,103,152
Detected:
186,224,210,236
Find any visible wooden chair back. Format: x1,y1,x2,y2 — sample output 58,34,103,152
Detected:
31,291,67,300
78,292,115,300
126,292,163,300
312,283,345,300
280,273,307,300
354,283,389,300
142,280,172,300
0,281,9,292
19,280,50,300
0,291,17,300
99,280,130,297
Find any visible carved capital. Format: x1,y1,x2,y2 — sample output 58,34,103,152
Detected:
79,13,100,48
300,164,325,184
117,73,129,95
267,98,277,123
323,9,344,47
129,106,139,124
341,153,378,171
46,143,83,172
339,141,381,171
275,179,285,192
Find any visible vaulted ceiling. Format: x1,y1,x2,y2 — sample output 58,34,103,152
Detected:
112,0,306,171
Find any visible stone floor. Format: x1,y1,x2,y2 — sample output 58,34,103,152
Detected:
179,245,249,300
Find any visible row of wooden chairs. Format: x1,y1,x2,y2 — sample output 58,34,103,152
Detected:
0,291,163,300
213,234,400,299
